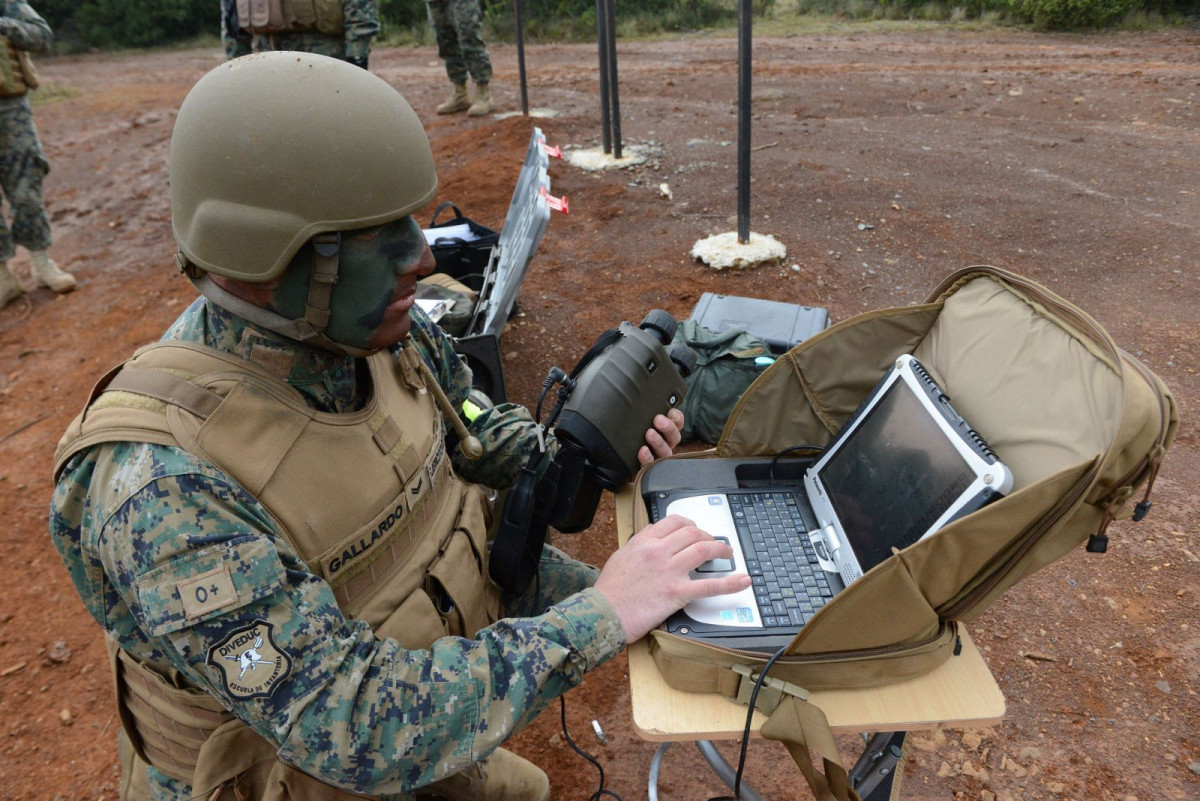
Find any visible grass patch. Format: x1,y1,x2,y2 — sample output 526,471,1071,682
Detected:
29,83,79,107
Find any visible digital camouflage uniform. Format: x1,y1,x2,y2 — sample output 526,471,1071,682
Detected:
222,0,379,65
49,297,626,799
0,1,52,262
426,0,492,86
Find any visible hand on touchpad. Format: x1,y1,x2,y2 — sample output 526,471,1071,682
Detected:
695,536,735,573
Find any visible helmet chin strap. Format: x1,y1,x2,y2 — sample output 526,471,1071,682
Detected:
181,242,484,461
181,233,373,359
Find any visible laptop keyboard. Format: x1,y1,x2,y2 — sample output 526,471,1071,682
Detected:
729,491,834,628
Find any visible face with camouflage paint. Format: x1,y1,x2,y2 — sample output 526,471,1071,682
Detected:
271,216,436,351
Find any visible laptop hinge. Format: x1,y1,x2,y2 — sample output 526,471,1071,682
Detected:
731,663,810,715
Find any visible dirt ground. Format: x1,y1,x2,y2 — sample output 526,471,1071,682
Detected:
0,26,1197,801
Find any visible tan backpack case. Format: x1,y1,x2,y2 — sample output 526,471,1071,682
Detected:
630,265,1177,800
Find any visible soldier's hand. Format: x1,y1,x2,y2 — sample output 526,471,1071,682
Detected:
593,514,750,643
636,408,684,466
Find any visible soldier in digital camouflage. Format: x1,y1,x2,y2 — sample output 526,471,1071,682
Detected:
48,52,748,801
0,1,75,309
222,0,379,69
428,0,494,117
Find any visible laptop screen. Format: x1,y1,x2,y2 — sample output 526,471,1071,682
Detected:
816,379,974,572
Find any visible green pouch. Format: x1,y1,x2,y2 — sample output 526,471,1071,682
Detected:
672,320,771,445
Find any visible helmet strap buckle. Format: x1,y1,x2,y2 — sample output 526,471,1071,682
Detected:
304,232,341,334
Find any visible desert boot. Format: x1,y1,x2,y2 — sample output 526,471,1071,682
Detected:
468,82,494,117
29,250,76,293
0,262,23,308
437,83,471,115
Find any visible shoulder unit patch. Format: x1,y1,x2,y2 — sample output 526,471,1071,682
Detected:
206,620,292,700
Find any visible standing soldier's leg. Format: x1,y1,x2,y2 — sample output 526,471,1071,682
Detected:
0,108,24,307
429,0,471,114
221,0,253,60
1,103,73,293
447,0,493,116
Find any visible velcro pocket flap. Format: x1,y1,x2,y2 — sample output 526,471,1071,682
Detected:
135,537,287,636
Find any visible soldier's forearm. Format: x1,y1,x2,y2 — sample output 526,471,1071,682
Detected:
275,590,622,794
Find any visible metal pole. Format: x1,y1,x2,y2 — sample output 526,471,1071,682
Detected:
604,0,622,159
696,740,766,801
514,0,528,115
737,0,752,243
596,0,612,154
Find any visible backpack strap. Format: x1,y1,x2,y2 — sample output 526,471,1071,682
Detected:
731,666,861,801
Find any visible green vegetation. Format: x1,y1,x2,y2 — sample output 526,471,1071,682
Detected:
28,82,78,107
29,0,1200,53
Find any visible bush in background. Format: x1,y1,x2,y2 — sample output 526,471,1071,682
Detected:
24,0,1200,51
38,0,211,51
1005,0,1138,27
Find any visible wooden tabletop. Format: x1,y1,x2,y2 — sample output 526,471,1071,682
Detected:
615,487,1006,741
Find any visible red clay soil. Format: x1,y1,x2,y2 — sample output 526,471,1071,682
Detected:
1,29,1197,800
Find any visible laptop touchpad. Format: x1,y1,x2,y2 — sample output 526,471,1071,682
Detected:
695,537,735,573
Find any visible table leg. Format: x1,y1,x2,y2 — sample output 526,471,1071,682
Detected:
647,740,765,801
848,731,906,799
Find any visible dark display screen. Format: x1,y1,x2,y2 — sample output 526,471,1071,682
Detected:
817,380,973,572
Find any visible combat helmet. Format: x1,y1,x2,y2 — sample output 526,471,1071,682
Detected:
169,51,437,354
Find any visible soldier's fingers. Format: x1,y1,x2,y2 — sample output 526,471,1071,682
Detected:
642,426,670,460
671,535,732,567
683,574,752,602
637,444,655,466
653,413,682,449
636,513,695,540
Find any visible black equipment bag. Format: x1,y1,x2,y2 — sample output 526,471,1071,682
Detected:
426,201,499,291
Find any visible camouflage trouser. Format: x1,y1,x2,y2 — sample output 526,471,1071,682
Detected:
0,99,51,262
426,0,493,86
250,31,348,60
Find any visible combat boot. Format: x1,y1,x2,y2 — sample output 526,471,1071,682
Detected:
28,249,76,293
468,82,494,117
0,262,23,308
415,747,550,801
437,83,470,115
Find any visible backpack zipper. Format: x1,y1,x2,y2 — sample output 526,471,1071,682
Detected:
663,620,956,664
1091,349,1170,538
939,461,1100,620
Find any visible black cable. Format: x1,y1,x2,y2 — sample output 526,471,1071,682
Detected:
535,569,621,800
768,444,824,483
559,695,623,801
706,643,790,801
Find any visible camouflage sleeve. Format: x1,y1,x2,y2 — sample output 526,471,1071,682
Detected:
0,1,53,52
342,0,379,62
405,307,556,489
97,457,624,794
502,544,601,617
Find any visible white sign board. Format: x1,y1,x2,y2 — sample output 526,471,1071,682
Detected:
475,128,553,338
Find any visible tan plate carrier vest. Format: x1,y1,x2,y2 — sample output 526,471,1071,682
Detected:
0,36,39,98
236,0,345,36
54,341,503,800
